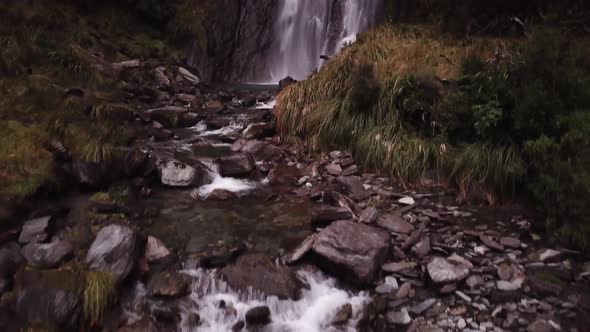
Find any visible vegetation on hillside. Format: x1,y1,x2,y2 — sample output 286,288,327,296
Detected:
0,1,205,199
275,26,590,249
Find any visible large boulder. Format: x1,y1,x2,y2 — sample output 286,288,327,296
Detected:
85,225,139,283
157,158,210,187
21,239,73,269
19,216,52,244
221,253,301,299
242,140,282,163
218,154,255,177
312,220,391,284
16,287,80,328
426,255,473,284
146,106,188,128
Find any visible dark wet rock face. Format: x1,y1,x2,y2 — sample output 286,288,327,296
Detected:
245,305,271,326
312,220,391,284
188,0,279,82
0,242,24,279
16,287,80,328
85,225,139,283
221,253,301,299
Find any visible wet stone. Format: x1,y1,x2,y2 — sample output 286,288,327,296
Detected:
326,164,343,176
245,306,271,326
376,214,414,234
382,261,417,273
480,234,504,251
19,216,51,244
21,239,73,269
331,303,352,325
500,237,521,249
427,255,473,284
359,206,378,224
147,270,190,297
527,319,554,332
386,309,412,325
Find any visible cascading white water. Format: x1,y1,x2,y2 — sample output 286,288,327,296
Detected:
264,0,380,82
122,269,369,332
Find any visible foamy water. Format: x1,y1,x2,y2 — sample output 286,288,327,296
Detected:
196,162,256,198
179,269,369,332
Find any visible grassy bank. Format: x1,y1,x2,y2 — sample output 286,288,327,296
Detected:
0,1,201,200
275,25,590,249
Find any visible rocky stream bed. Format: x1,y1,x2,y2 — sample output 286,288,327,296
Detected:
0,63,589,332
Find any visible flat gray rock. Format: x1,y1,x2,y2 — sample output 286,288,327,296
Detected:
427,254,473,283
312,220,390,284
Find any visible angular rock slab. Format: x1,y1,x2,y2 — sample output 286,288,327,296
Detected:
19,216,52,244
377,214,414,234
427,254,473,284
86,225,139,283
22,240,73,269
312,220,391,285
221,253,301,300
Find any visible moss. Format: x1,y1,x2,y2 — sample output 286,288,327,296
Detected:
0,121,53,198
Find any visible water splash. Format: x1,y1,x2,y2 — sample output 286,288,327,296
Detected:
196,162,256,198
178,269,369,332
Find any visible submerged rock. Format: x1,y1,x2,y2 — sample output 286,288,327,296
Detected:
312,220,391,284
221,253,301,299
86,225,139,283
427,254,473,283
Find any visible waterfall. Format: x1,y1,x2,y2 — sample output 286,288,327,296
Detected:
262,0,381,82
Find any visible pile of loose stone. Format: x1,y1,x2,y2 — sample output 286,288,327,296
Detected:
280,150,590,332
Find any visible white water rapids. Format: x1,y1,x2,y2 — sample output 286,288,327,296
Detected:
123,269,369,332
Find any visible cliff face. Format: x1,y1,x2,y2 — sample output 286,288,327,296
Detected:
188,0,278,83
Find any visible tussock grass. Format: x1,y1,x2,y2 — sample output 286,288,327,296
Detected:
275,25,500,188
83,271,116,326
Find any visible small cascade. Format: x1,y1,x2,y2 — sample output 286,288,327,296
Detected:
263,0,381,82
196,161,256,199
122,269,369,332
